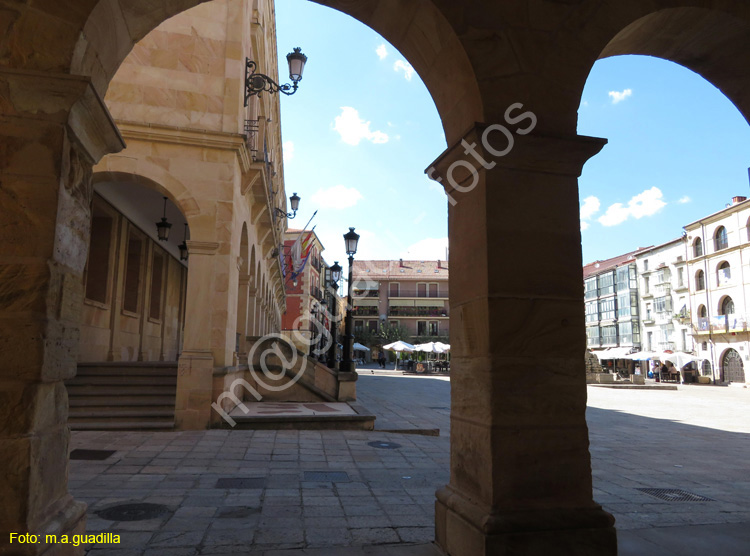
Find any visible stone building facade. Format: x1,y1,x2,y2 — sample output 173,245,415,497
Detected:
351,260,449,343
685,196,750,384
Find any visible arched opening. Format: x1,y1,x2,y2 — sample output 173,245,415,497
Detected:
719,295,735,315
717,261,732,286
696,270,706,291
721,348,745,383
715,226,729,251
693,237,703,257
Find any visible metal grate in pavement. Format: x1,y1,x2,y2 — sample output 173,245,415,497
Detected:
70,449,116,460
636,488,714,502
97,503,170,522
368,441,402,450
215,477,266,489
303,471,350,482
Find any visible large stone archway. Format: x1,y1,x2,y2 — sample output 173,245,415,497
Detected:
5,1,750,555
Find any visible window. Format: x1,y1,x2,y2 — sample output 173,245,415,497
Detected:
618,321,633,344
85,205,114,304
429,283,439,297
149,250,165,320
693,238,703,257
368,320,378,333
585,300,598,324
717,261,731,286
714,226,728,251
389,283,400,297
354,320,364,335
702,342,708,351
598,272,615,296
428,321,439,335
417,283,427,297
599,298,616,321
616,266,629,291
601,325,617,345
721,296,735,315
654,296,671,314
645,304,652,320
417,321,427,335
646,331,653,351
586,326,600,347
644,260,649,271
643,276,650,294
584,278,598,300
696,270,705,291
123,229,145,314
698,305,707,318
681,329,688,352
677,267,684,287
617,292,631,318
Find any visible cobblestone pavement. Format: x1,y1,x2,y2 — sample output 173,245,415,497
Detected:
70,376,750,555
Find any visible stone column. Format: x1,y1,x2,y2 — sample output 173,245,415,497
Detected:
236,275,250,362
431,126,616,555
246,286,258,338
176,241,219,430
0,69,123,554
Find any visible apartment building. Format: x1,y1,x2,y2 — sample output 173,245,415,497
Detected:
635,238,693,353
351,260,449,342
685,195,750,383
584,248,651,352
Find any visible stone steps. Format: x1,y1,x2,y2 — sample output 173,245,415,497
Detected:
66,363,177,430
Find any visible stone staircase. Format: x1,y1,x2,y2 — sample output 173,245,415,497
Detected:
66,362,177,430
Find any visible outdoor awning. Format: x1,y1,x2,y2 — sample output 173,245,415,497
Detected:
354,299,378,307
415,300,445,307
594,347,632,360
390,299,414,307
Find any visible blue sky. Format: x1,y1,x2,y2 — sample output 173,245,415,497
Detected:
275,0,750,267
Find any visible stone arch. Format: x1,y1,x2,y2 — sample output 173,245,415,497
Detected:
693,237,704,257
93,165,207,238
718,294,735,315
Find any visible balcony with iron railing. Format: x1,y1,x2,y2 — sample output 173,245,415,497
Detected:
388,306,449,318
353,306,379,317
388,287,447,299
353,289,379,298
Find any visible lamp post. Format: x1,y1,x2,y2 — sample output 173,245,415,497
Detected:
328,261,342,369
244,47,307,106
342,228,359,374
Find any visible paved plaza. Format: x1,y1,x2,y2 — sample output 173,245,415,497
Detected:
70,374,750,555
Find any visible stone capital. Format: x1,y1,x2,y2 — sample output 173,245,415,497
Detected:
0,68,125,163
185,241,220,256
238,275,251,287
425,123,607,194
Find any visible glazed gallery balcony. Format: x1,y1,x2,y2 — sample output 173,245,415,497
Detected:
389,306,448,318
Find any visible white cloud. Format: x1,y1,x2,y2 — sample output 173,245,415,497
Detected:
608,88,633,104
283,140,294,164
310,184,363,210
598,187,666,227
332,107,389,146
579,195,600,232
678,196,691,204
581,100,589,108
401,237,449,260
580,196,601,220
393,59,415,81
376,44,388,60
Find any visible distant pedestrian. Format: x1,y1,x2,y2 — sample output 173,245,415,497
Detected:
378,350,386,368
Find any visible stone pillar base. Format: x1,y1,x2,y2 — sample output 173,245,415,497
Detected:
435,487,616,556
175,351,215,430
337,371,358,401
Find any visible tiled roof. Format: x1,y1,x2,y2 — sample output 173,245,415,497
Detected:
353,260,449,280
583,247,652,279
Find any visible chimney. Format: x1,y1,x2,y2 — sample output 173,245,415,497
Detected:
399,258,403,267
732,196,747,205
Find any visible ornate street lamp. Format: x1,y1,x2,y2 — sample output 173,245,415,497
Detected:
178,223,189,261
342,229,360,373
244,47,308,106
274,192,301,220
328,261,342,368
155,197,172,241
